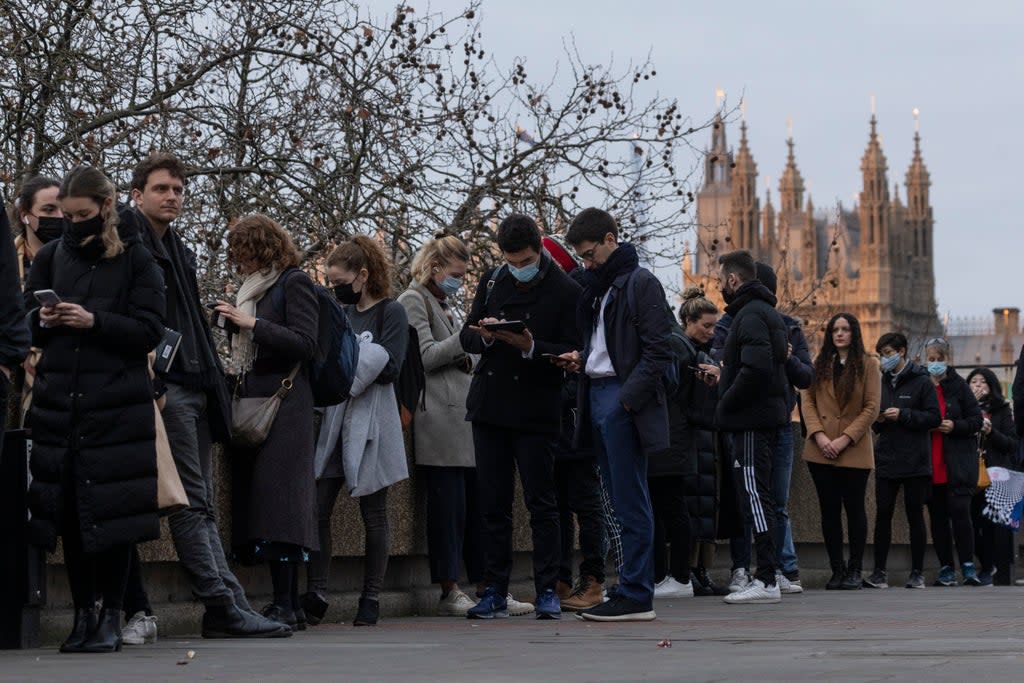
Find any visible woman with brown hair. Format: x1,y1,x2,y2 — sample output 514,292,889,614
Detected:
214,214,319,631
24,165,166,652
11,175,62,285
801,313,881,590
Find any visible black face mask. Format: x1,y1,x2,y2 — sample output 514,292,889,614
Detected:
721,285,735,305
333,282,362,305
34,216,65,244
70,214,105,241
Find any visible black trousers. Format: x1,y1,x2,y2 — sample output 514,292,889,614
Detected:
649,476,691,582
422,465,485,586
971,490,1014,576
730,430,778,585
554,458,606,585
122,546,153,616
473,423,560,596
61,478,131,610
874,476,931,572
927,483,974,568
807,462,870,571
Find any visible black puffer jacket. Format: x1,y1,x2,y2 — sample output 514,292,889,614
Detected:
715,281,789,431
23,229,165,552
967,367,1019,470
683,337,718,542
934,370,983,495
873,362,941,480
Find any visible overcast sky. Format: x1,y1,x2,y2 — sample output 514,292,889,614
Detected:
403,0,1022,318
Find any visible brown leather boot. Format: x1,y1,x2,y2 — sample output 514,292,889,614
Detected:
561,576,604,610
556,580,573,602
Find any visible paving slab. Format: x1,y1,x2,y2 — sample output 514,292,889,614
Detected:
3,588,1024,682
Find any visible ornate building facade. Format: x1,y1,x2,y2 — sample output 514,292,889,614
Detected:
687,113,942,349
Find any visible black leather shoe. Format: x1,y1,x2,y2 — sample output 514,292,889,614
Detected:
300,592,329,626
261,603,298,630
293,607,308,631
202,604,293,639
80,608,122,653
60,607,99,653
825,567,846,590
841,569,863,590
353,597,379,626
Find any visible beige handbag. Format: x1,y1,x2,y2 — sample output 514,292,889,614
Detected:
155,402,188,515
230,365,301,449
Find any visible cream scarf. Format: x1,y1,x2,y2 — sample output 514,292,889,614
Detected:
228,267,282,375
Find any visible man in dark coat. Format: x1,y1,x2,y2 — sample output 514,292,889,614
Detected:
1,209,30,452
460,214,581,620
561,207,672,622
126,154,287,639
714,250,789,605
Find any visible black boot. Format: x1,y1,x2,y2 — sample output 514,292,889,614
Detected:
841,568,863,590
691,568,730,597
261,603,298,630
202,604,293,639
80,608,122,653
353,596,379,626
60,607,99,653
300,592,329,626
826,563,846,590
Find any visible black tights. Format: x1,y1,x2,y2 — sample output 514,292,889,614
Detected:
649,476,691,582
927,484,974,568
62,486,131,610
807,463,870,570
269,561,301,610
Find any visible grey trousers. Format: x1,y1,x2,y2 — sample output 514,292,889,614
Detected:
164,384,250,609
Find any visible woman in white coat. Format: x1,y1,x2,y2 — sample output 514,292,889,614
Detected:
398,234,483,616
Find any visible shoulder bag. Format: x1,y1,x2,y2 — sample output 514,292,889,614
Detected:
231,364,301,450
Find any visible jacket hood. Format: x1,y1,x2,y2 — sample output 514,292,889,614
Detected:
724,280,777,316
966,366,1007,408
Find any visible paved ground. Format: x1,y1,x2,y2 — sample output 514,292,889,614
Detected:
3,588,1024,682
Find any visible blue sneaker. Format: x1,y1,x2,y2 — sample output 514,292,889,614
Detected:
976,569,994,586
962,562,981,586
934,565,958,587
534,589,561,620
466,588,508,620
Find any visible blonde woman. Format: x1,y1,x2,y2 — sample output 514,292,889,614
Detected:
24,166,166,653
398,233,482,616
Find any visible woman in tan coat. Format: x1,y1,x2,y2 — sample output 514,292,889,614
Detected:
801,312,881,591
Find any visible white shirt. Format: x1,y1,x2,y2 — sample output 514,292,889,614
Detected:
585,291,616,378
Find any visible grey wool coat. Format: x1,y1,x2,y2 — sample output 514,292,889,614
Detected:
397,283,475,468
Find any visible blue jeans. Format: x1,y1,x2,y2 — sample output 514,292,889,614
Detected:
730,423,799,574
589,378,654,605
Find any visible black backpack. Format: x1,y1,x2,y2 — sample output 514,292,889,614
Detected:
374,301,426,429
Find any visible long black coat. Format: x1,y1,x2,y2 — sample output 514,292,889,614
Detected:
969,367,1019,470
935,370,983,495
0,210,29,371
24,232,165,553
873,362,942,480
460,252,582,435
230,269,319,553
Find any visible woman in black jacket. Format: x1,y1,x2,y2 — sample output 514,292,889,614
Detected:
966,367,1017,585
923,338,983,587
24,166,165,653
216,215,319,631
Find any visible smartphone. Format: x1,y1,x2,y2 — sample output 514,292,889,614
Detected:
688,365,707,375
482,320,527,333
34,289,62,307
541,353,562,360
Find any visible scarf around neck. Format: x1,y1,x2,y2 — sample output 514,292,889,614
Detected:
228,267,282,375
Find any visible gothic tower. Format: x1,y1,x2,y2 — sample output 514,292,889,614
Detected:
729,122,760,256
695,114,734,274
856,115,893,343
904,128,939,333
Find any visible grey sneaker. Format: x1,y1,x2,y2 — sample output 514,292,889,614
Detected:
506,594,535,616
723,578,781,605
122,611,157,645
776,571,803,595
438,590,477,617
863,569,889,589
905,570,925,589
728,568,752,593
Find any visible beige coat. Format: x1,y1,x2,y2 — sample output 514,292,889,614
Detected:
801,354,882,469
397,283,475,468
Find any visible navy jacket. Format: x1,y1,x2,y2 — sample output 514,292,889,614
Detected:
714,281,790,431
0,210,30,371
873,362,942,479
574,265,672,455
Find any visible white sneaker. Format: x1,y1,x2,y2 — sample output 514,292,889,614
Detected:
728,568,752,593
776,571,804,594
723,578,782,605
437,590,477,617
122,611,158,645
654,575,694,599
506,594,535,616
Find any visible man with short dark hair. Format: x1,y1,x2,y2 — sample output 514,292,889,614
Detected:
560,207,672,621
126,153,288,638
460,213,582,620
714,249,790,604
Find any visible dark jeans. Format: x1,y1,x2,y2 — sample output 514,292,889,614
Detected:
554,458,606,585
422,465,484,586
590,378,654,604
649,476,690,582
307,477,390,599
164,384,249,609
874,476,931,572
730,430,779,585
730,424,797,574
123,546,153,616
807,463,870,570
927,483,974,568
971,490,1014,576
473,423,560,597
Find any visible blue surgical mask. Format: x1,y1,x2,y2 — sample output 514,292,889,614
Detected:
508,261,539,283
438,275,462,297
927,361,948,377
880,353,901,373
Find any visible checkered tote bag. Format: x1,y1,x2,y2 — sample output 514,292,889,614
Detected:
983,467,1024,529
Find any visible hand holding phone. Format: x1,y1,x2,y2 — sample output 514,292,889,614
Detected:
34,289,62,308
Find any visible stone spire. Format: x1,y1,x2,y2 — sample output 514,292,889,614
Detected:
704,112,731,189
858,115,891,268
800,195,817,282
778,137,805,213
761,185,776,256
905,127,935,315
729,121,760,254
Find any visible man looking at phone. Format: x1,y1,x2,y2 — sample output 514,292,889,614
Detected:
557,208,672,621
460,214,581,620
126,153,287,638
